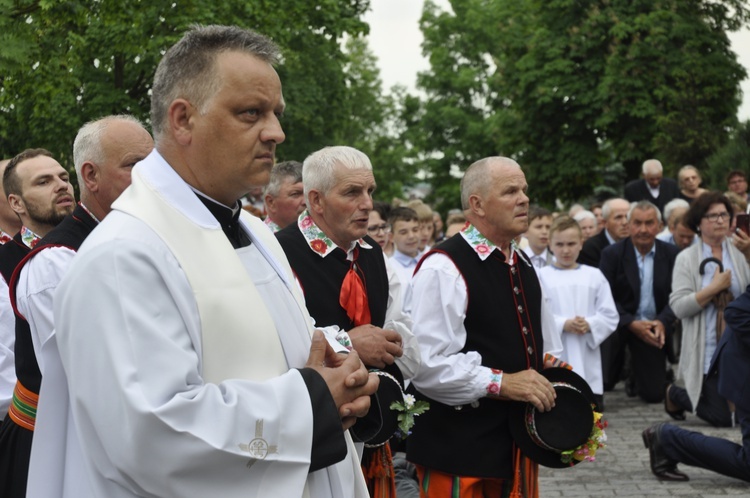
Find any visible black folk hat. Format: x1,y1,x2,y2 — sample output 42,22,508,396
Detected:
509,368,598,468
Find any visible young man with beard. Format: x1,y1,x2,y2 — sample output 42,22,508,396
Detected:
0,149,74,429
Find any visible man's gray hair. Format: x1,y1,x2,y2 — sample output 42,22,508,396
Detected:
573,209,596,222
303,146,372,199
600,198,628,221
151,25,280,142
73,115,145,190
460,156,520,210
642,159,663,175
265,160,302,197
627,200,662,223
662,198,690,225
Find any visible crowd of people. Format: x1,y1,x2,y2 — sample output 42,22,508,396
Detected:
0,24,748,498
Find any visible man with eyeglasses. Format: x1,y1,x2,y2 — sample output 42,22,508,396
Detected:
600,200,680,402
726,170,750,206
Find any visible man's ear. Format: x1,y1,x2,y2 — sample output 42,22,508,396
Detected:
7,193,25,216
169,99,194,146
80,162,99,193
264,193,275,213
468,194,485,217
307,190,324,215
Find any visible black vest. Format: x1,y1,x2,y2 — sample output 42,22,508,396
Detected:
9,205,97,393
276,224,389,330
406,235,544,479
0,233,31,284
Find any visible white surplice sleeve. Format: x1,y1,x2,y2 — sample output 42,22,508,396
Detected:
585,269,619,348
54,231,318,498
408,253,493,406
0,276,14,416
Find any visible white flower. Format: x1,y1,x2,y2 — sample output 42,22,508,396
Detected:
403,394,416,409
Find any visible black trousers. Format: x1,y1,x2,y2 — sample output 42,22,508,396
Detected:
669,375,733,427
601,326,668,402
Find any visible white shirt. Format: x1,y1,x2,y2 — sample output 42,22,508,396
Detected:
408,236,562,406
538,264,619,394
0,276,14,417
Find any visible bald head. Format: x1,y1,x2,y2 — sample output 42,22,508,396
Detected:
460,157,521,210
73,115,153,220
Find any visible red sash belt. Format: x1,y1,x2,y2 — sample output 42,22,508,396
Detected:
8,381,38,431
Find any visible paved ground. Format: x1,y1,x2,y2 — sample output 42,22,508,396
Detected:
538,384,748,497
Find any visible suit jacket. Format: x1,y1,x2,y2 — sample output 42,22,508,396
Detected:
577,229,611,268
711,286,750,412
599,238,679,334
624,178,680,215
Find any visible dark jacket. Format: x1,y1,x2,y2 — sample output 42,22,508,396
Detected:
712,286,750,412
624,178,680,215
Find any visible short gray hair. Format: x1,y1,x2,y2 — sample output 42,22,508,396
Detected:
642,159,663,175
73,115,145,190
265,160,302,197
662,198,689,224
601,198,628,221
627,200,662,223
460,156,520,210
303,146,372,199
151,25,280,142
573,209,596,222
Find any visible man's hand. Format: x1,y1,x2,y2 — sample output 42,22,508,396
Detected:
628,319,665,348
347,324,403,368
563,316,590,335
495,369,556,412
305,330,379,430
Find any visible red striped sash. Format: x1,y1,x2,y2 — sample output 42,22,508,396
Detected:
8,381,38,431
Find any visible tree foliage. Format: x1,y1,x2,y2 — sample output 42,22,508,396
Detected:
706,120,750,188
412,0,749,209
0,0,405,183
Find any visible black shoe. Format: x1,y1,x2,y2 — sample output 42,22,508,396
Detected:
642,424,690,482
664,384,686,421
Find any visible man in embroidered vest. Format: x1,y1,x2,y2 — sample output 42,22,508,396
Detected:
49,25,376,498
276,145,420,497
263,160,305,232
0,115,154,498
405,157,558,497
0,149,74,436
0,158,22,426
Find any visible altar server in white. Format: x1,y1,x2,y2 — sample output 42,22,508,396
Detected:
538,216,619,405
48,25,376,498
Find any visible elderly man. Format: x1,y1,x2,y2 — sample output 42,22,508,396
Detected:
624,159,679,215
599,201,680,400
657,198,695,250
405,157,559,497
577,197,630,267
276,145,419,496
48,26,376,498
263,160,305,232
0,150,74,422
3,116,153,498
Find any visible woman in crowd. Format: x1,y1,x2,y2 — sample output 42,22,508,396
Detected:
667,191,750,427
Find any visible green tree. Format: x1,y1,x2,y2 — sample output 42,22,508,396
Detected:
411,0,749,207
706,120,750,188
0,0,393,179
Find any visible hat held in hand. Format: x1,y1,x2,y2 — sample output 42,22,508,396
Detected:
509,368,606,468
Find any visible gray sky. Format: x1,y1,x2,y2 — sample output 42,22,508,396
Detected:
365,0,750,121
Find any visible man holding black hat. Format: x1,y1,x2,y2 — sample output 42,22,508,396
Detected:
405,157,562,496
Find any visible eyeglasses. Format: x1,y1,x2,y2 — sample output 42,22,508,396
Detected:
703,212,730,222
367,224,391,234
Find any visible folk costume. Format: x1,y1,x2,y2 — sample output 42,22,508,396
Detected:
406,227,562,498
537,264,619,395
43,151,369,498
276,213,420,498
0,228,41,497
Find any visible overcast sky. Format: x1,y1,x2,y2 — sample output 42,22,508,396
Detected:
364,0,750,121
